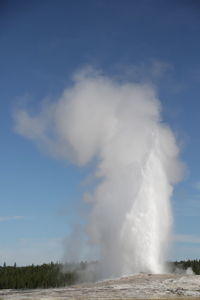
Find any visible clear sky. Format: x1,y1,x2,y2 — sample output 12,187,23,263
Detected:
1,0,200,266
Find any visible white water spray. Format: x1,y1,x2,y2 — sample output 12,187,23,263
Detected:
14,68,183,278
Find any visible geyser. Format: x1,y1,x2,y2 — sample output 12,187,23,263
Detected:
14,68,183,278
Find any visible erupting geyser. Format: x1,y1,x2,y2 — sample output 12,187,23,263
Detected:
14,68,183,278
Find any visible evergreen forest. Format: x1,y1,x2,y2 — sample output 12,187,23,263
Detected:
0,260,200,289
0,262,78,289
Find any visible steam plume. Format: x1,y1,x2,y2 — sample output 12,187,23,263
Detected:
14,68,183,278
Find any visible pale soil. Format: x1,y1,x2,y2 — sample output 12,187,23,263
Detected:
1,274,200,299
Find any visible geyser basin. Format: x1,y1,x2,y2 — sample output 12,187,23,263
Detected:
14,68,183,278
1,274,200,299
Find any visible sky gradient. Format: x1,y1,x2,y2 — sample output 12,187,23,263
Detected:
1,0,200,265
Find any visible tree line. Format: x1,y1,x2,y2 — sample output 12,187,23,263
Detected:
173,259,200,275
0,260,200,289
0,262,78,289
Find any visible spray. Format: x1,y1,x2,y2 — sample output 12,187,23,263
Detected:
14,68,183,278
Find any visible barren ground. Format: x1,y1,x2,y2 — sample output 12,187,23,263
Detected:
1,274,200,299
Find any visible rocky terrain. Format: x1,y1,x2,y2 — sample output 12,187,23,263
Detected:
1,273,200,299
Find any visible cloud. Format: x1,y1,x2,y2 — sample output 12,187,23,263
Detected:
174,234,200,244
193,181,200,191
171,235,200,260
0,238,62,266
173,188,200,217
0,216,26,222
171,244,200,261
113,60,173,84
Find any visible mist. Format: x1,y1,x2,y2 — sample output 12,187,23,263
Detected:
14,68,183,278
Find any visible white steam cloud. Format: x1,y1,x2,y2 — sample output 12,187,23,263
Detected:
14,68,183,278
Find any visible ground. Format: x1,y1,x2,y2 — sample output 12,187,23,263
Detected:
1,274,200,299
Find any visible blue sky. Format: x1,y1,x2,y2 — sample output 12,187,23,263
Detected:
1,0,200,265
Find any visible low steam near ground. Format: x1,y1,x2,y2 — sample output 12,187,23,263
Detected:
1,274,200,299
